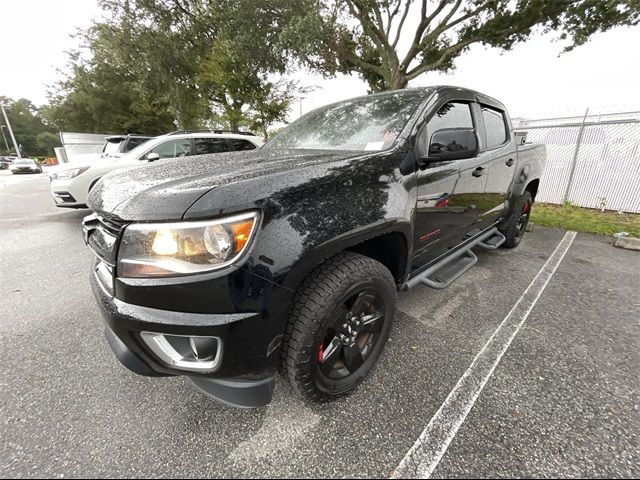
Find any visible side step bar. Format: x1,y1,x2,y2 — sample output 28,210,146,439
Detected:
406,227,505,290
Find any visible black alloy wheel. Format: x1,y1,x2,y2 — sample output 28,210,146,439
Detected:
316,289,386,380
282,252,396,403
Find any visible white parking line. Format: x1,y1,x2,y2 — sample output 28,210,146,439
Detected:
392,230,577,479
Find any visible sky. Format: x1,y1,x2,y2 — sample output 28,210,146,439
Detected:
2,0,639,121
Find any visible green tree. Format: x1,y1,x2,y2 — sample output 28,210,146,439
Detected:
287,0,640,91
249,80,307,140
44,24,183,134
46,0,307,135
0,97,58,156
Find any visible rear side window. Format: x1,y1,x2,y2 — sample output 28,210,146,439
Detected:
194,138,231,155
428,102,473,132
125,137,149,152
229,139,257,151
481,106,508,148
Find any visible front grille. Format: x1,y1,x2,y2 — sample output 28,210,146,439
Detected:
82,214,126,266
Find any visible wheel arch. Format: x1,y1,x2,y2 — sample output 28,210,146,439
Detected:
525,179,540,201
346,231,408,285
280,222,412,293
88,176,102,193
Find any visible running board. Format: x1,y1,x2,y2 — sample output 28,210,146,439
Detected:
406,228,505,290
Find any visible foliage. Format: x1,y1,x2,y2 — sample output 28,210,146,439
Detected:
44,0,639,135
45,0,309,135
0,97,58,157
531,202,640,237
288,0,640,91
44,13,197,134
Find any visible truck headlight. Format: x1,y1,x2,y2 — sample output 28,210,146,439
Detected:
50,166,90,180
117,211,259,278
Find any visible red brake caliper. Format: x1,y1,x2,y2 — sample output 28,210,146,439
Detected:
317,343,324,363
522,202,530,214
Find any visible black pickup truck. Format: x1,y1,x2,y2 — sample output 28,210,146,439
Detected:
83,86,545,408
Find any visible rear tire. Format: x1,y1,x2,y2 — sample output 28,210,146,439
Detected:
282,252,397,403
500,191,533,248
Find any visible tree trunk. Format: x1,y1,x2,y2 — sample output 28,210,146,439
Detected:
389,73,409,90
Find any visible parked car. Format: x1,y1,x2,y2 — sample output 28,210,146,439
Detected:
83,86,545,408
102,134,153,156
0,156,13,169
55,134,154,168
10,158,42,174
50,131,263,208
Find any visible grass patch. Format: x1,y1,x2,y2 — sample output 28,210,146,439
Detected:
530,203,640,237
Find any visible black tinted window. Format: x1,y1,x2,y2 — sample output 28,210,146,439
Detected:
428,102,473,132
194,138,231,155
125,137,150,152
482,106,508,148
229,139,256,151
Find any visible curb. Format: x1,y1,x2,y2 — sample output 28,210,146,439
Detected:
613,236,640,251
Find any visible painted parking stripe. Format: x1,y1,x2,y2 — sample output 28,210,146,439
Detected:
392,230,577,479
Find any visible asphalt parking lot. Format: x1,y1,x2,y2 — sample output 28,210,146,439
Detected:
1,169,639,478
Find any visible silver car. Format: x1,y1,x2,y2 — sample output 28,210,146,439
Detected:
9,158,42,174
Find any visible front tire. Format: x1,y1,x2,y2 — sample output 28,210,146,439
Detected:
282,252,397,403
500,191,533,248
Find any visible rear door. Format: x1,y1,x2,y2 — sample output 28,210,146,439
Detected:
475,103,517,225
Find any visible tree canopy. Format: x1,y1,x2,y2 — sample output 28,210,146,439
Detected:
289,0,640,91
0,97,58,157
44,0,310,136
43,0,639,135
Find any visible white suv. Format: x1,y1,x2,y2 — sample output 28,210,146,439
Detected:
49,131,263,208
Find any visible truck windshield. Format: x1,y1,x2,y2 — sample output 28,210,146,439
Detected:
265,89,429,151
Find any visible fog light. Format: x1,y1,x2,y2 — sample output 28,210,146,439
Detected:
140,332,222,373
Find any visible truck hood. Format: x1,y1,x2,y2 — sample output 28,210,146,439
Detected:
88,148,367,221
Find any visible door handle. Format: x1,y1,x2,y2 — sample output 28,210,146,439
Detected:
506,158,515,167
472,167,485,178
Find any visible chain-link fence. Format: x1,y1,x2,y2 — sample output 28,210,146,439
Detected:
513,112,640,213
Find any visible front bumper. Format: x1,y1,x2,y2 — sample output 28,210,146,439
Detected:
90,260,289,408
50,178,87,208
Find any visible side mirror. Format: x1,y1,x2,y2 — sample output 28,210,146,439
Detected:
146,152,160,162
424,128,478,163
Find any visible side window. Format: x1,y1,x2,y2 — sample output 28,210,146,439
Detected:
194,138,231,155
418,102,474,157
481,106,508,149
146,139,191,159
125,137,149,152
428,102,473,132
229,139,257,151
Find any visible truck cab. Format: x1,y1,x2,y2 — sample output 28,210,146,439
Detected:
83,86,545,408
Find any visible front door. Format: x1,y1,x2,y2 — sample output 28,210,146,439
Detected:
411,101,485,271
